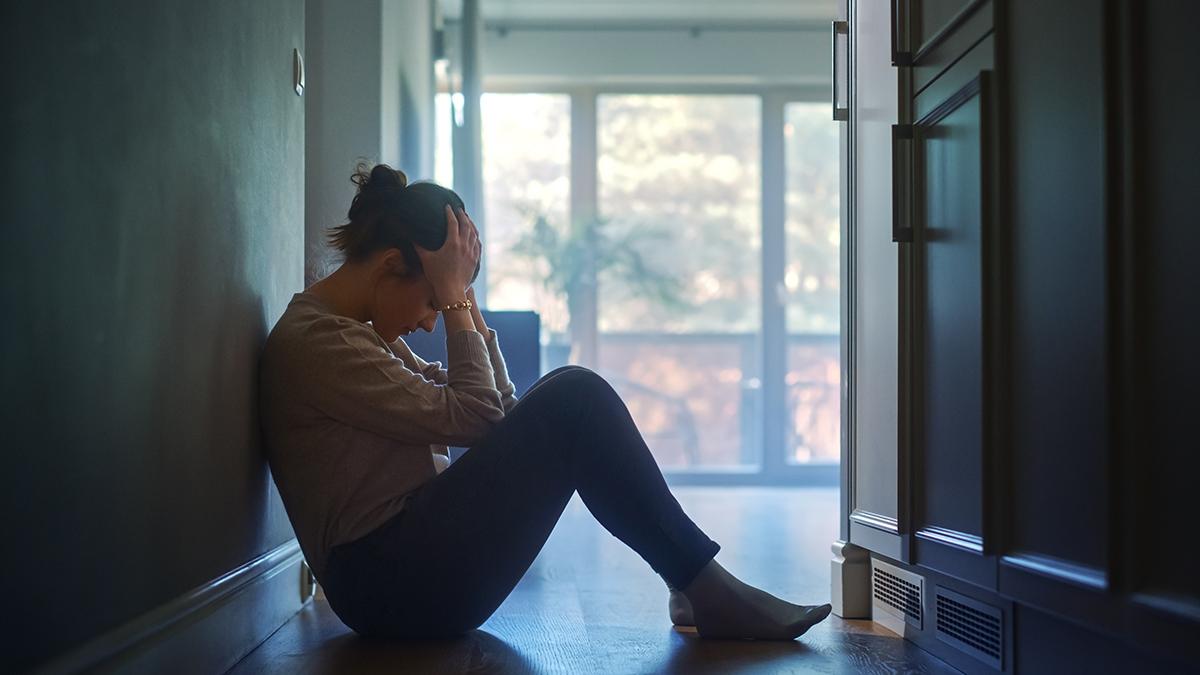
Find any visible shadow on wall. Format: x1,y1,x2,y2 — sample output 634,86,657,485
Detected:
2,0,303,669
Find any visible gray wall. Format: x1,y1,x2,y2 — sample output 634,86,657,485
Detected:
304,0,384,284
1,2,304,670
305,0,435,285
391,0,437,178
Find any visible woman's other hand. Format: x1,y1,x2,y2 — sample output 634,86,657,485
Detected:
416,205,481,305
461,209,483,284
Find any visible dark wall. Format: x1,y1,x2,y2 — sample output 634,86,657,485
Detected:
0,2,304,670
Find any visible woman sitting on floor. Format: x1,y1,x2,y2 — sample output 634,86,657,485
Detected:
258,162,833,640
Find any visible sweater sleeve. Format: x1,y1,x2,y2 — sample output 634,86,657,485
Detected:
301,320,504,447
388,337,449,386
389,328,519,414
483,328,520,414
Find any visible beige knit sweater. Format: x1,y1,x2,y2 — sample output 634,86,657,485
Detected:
258,291,519,580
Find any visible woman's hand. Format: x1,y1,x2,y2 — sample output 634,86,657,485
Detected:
416,205,481,305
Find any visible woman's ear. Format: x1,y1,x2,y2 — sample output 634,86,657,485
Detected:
380,248,409,276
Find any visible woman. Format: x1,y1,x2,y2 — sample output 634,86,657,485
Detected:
259,163,832,641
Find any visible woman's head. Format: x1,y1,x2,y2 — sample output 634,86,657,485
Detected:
326,162,477,340
329,162,468,272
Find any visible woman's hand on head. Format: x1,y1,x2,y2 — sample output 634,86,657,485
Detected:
415,205,482,305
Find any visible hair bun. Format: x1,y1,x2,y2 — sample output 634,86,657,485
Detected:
351,161,408,196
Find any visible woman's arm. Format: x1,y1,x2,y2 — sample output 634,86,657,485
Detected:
389,340,449,385
384,287,494,386
385,287,518,411
466,287,520,413
465,287,489,336
301,316,503,447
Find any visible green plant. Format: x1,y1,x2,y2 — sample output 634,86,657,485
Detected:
508,210,689,350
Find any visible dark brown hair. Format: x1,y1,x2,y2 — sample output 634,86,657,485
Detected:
327,162,471,278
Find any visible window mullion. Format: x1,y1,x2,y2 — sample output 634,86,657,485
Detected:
761,92,788,476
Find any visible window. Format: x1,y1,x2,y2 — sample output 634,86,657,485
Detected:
597,95,762,469
435,88,841,482
480,94,572,338
784,102,841,464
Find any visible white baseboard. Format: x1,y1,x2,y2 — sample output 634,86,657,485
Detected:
35,539,311,675
830,539,871,618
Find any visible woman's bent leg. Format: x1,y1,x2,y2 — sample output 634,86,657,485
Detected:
458,367,719,596
327,367,719,638
506,368,722,591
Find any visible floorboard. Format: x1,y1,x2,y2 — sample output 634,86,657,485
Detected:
229,487,957,674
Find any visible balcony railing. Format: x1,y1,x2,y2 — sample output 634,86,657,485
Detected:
544,332,839,478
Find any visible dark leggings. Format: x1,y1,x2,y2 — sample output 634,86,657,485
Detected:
320,366,722,639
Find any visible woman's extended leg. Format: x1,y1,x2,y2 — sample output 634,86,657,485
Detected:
323,366,720,638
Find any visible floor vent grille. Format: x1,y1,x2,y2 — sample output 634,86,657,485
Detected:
871,560,923,630
935,586,1003,670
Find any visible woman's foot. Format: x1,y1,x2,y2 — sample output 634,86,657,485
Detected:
669,589,695,626
681,559,833,640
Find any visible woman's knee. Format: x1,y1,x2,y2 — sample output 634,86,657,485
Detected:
532,366,609,397
514,367,618,425
523,366,587,400
533,364,589,385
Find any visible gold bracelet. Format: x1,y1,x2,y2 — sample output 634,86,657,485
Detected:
437,299,473,312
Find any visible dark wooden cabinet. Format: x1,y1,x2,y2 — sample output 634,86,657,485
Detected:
844,0,1200,671
910,57,994,590
996,0,1112,612
895,0,1001,595
1128,2,1200,651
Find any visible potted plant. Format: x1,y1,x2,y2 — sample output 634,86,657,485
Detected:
508,211,689,367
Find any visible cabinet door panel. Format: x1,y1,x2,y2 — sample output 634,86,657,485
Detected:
909,0,992,93
914,77,986,548
915,0,975,50
1001,0,1108,591
1128,0,1200,619
908,45,995,587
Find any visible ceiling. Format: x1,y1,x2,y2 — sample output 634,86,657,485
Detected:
438,0,837,28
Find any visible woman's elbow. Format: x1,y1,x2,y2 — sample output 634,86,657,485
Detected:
446,401,505,444
475,403,507,429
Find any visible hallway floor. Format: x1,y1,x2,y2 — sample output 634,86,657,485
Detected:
229,487,956,674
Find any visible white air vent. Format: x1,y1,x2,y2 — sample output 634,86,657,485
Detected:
871,558,923,635
935,586,1003,670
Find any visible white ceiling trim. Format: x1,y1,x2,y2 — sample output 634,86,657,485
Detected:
439,0,837,25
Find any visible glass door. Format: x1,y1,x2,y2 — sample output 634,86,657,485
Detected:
783,102,842,466
441,88,842,484
596,94,763,471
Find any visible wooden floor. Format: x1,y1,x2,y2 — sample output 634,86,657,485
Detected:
229,487,957,674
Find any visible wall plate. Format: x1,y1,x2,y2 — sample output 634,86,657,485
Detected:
293,48,305,96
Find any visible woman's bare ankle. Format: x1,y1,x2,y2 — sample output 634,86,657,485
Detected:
680,558,739,607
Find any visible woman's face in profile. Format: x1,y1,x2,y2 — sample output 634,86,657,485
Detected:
369,252,440,342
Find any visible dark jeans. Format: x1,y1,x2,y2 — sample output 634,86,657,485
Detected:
320,366,721,639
